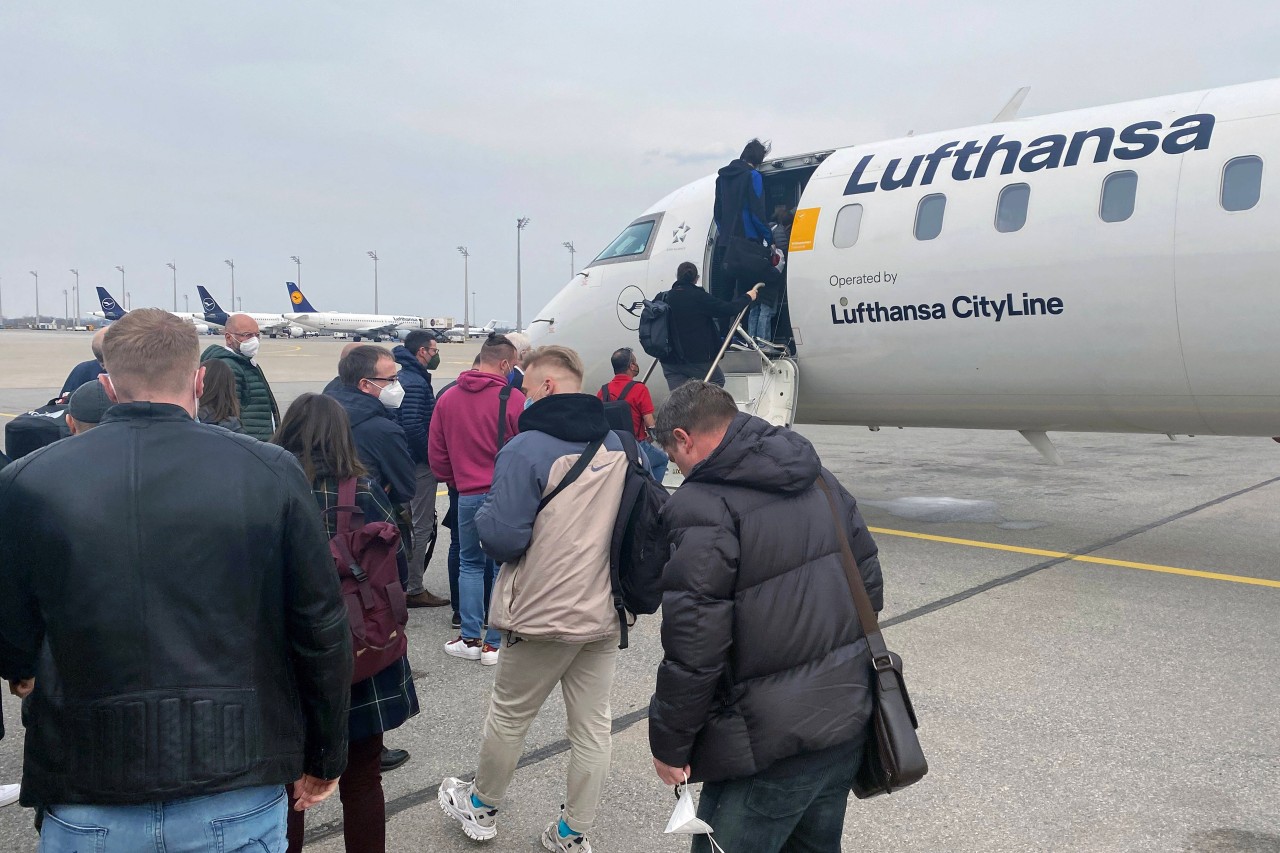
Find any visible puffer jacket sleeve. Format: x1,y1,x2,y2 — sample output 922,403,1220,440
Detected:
280,458,353,780
648,489,739,768
826,470,883,611
395,377,430,464
475,436,543,564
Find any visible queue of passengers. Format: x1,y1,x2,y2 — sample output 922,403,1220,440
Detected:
0,142,888,853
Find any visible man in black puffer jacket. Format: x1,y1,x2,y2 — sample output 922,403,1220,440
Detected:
0,310,350,845
325,345,416,507
648,381,882,853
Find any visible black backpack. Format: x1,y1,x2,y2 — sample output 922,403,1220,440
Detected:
599,381,638,435
608,430,669,648
638,292,678,361
4,399,71,460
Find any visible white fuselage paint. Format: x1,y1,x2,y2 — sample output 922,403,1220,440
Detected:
284,312,423,338
530,78,1280,437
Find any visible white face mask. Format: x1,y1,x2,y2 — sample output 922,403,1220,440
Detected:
378,380,405,410
665,780,723,851
237,336,260,359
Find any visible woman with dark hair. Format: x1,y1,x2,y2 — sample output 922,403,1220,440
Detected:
197,358,246,433
273,392,419,853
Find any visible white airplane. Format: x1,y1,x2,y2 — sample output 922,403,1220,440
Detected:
196,286,305,338
93,286,212,334
283,282,423,341
442,320,499,343
529,77,1280,462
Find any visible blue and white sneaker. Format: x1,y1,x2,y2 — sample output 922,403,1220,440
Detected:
438,777,497,841
541,811,592,852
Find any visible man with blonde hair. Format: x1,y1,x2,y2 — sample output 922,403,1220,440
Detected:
0,308,352,851
439,344,632,852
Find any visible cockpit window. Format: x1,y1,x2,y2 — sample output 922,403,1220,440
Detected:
593,220,657,262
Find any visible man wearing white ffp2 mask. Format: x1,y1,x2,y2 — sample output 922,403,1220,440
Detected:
325,345,417,509
199,313,280,441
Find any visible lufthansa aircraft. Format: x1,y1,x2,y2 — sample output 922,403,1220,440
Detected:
282,282,426,341
93,287,211,335
529,77,1280,461
196,286,304,338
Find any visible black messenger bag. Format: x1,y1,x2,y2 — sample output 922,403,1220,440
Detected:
817,477,928,798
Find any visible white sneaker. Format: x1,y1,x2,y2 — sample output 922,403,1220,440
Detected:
438,777,497,841
444,636,482,661
542,819,592,852
481,642,500,666
0,784,19,808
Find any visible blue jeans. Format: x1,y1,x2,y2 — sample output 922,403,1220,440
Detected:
747,301,776,340
41,784,286,853
640,439,669,483
458,493,500,647
692,741,862,853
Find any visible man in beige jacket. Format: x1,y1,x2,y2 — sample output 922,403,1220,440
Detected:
438,345,631,853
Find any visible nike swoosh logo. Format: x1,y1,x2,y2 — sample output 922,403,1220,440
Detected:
590,464,609,472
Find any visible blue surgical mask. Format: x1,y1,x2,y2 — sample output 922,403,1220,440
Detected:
523,397,535,410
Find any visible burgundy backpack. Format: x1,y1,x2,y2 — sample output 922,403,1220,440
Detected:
325,478,409,683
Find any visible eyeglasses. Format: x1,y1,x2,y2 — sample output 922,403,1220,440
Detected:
365,373,401,384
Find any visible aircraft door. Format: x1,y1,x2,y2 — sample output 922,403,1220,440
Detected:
1174,113,1280,433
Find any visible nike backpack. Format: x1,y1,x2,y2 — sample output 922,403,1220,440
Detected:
325,478,409,683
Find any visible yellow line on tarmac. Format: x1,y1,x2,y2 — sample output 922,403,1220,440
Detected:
867,526,1280,589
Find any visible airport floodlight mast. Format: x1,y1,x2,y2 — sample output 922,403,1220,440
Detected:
290,255,301,287
70,269,80,324
127,291,132,311
562,241,576,277
29,271,39,324
63,289,68,326
115,265,125,303
224,259,235,311
516,217,530,331
457,246,470,333
367,250,379,313
166,262,177,311
184,294,189,313
237,297,243,312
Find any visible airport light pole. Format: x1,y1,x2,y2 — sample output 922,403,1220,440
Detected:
562,241,576,277
184,294,189,313
126,292,132,311
166,262,177,311
367,250,379,313
516,217,530,331
290,255,301,287
63,289,68,327
29,271,39,324
115,265,125,304
70,269,80,324
457,246,470,333
224,259,235,312
237,297,243,312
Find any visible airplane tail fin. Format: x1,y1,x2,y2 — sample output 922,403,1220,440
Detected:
96,287,126,321
484,320,497,331
196,285,229,324
286,281,319,313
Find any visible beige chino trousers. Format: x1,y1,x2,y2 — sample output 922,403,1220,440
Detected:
473,635,619,834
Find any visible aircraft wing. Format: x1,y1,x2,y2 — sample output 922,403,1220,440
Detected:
357,323,399,338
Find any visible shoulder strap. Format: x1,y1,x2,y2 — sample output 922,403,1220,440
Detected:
537,437,604,512
618,381,637,402
600,384,611,402
615,429,642,467
336,477,361,535
497,384,513,449
816,477,892,669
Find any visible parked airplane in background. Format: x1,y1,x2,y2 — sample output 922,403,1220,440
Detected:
441,320,499,343
196,286,304,338
283,282,425,340
529,77,1280,462
93,287,211,334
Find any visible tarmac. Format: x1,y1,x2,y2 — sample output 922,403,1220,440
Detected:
0,328,1277,852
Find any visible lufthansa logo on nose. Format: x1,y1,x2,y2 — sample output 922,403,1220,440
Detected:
616,285,645,331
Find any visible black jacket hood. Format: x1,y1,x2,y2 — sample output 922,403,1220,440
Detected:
717,158,754,180
688,413,820,494
517,393,610,443
328,385,391,428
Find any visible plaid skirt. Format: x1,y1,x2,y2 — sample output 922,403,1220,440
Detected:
349,654,419,742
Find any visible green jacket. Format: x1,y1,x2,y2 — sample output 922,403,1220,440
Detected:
200,345,280,441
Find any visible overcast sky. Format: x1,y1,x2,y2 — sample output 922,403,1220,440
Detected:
2,1,1277,323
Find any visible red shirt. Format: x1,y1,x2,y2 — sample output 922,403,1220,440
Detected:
597,374,654,441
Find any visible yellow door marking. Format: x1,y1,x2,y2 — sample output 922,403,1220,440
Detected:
788,207,821,252
867,526,1280,589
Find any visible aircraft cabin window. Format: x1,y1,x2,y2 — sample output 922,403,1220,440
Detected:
1099,170,1138,223
1221,156,1263,212
914,194,946,241
832,204,863,248
995,183,1030,233
593,220,657,262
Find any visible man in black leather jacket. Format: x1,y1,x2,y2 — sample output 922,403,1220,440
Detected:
0,309,351,850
